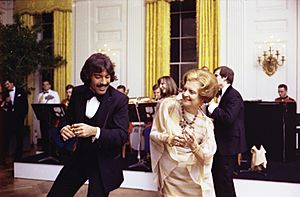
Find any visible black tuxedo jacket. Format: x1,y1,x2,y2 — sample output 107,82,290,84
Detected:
210,85,247,156
6,87,28,121
63,84,129,193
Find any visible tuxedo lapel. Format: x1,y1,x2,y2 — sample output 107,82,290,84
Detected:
95,88,113,128
219,85,232,106
78,90,88,123
76,97,86,122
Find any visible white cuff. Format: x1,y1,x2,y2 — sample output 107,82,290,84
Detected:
92,127,101,142
208,102,218,114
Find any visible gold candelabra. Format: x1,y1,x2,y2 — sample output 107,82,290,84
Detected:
257,40,285,76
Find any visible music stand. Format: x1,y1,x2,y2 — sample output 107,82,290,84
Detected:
128,102,157,170
32,104,66,163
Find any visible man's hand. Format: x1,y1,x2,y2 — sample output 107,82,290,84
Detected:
60,125,76,141
72,123,97,138
45,95,54,100
207,100,218,114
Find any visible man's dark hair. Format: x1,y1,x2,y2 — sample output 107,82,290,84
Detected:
5,77,15,84
278,84,287,90
42,79,51,85
117,85,126,92
152,84,159,91
65,84,74,91
80,53,117,84
214,66,234,84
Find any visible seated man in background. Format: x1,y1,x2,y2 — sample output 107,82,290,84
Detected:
61,84,74,108
117,85,128,95
275,84,295,102
49,84,76,157
152,84,161,102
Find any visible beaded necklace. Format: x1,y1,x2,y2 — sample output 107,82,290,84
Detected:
179,103,199,130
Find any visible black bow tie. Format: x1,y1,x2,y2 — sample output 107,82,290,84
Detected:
217,89,222,97
43,91,49,94
86,89,104,102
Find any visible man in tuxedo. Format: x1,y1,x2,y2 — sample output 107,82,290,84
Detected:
3,78,28,160
36,79,61,153
208,66,247,197
37,80,60,104
48,53,129,197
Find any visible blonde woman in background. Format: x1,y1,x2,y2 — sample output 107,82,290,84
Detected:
150,69,219,197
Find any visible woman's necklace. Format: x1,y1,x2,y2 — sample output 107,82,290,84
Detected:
179,103,198,130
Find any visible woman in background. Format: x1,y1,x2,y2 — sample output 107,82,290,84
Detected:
157,76,178,99
150,69,219,197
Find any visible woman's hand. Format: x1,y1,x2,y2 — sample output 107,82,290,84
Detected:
169,135,186,147
182,127,198,150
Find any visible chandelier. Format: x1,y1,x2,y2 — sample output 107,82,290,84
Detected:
257,37,285,76
97,44,116,57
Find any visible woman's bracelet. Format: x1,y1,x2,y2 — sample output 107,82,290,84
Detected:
167,135,174,147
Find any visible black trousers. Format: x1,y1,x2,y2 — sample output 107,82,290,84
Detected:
47,153,108,197
4,115,24,160
212,153,237,197
40,119,50,153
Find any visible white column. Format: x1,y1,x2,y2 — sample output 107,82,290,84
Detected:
220,0,245,95
127,0,145,97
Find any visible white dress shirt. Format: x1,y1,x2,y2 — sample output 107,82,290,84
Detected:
9,87,16,105
37,89,60,104
85,96,101,141
208,83,231,114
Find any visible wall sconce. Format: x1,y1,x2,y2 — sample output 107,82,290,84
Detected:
257,37,285,76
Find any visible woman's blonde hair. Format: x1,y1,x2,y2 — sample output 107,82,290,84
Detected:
182,69,219,103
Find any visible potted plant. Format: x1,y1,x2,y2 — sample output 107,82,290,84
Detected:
0,14,64,88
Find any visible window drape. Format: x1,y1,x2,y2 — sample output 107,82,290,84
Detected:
53,10,72,99
196,0,220,72
145,0,171,97
145,0,220,96
15,0,72,14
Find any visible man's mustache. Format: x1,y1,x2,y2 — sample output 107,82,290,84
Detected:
96,84,109,88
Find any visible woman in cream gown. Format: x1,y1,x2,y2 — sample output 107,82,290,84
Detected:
150,69,219,197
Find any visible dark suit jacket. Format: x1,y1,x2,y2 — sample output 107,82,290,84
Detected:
14,87,29,119
5,87,28,123
63,84,129,193
210,85,247,156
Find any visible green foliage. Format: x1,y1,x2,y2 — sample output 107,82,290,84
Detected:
0,14,64,87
